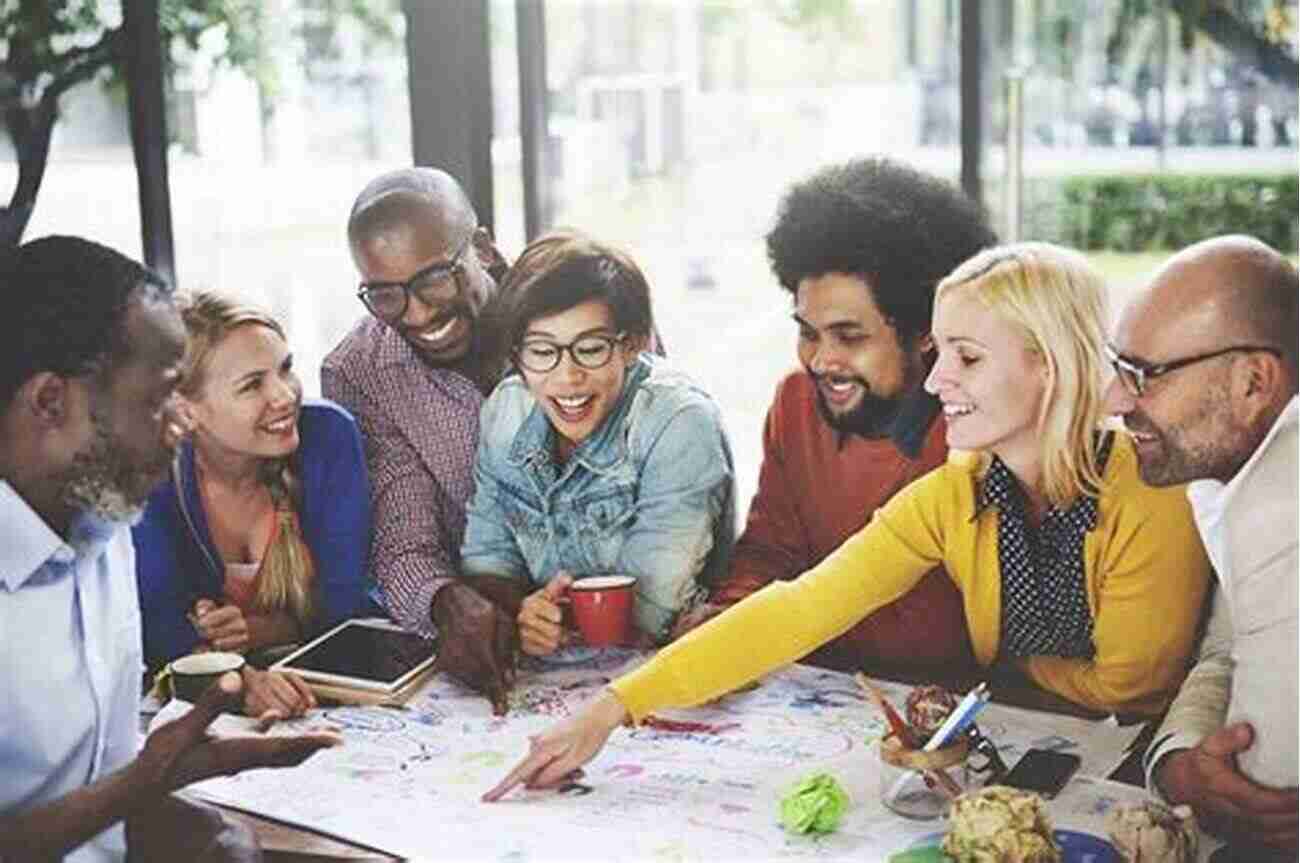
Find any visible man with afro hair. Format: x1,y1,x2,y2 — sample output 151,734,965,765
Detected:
674,157,995,673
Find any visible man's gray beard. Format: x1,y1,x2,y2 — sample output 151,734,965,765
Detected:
61,412,153,525
63,474,146,525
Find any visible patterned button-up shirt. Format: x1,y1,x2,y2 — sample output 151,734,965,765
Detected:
323,316,483,638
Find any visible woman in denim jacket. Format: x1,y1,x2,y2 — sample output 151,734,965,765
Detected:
461,231,735,654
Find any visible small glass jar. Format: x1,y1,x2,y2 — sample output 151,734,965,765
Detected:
878,735,971,820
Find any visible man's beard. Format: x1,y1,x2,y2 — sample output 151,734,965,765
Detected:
61,410,169,525
810,372,906,438
1123,394,1247,487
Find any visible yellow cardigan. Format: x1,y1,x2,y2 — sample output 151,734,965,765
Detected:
612,435,1211,718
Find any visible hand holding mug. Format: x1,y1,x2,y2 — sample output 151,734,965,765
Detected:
518,574,575,656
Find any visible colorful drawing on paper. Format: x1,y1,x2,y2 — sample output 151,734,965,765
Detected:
170,649,1143,862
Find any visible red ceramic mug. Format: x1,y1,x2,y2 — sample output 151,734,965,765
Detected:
568,575,636,646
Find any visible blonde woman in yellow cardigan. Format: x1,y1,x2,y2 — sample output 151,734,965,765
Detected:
483,242,1212,801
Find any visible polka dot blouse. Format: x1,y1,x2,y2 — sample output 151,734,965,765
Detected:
977,434,1115,660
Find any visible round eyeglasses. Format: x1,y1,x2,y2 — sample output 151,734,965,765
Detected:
515,334,626,373
356,233,473,322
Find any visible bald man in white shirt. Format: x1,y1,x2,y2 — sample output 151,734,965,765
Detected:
1105,234,1298,855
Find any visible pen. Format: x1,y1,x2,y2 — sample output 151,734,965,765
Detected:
925,682,990,751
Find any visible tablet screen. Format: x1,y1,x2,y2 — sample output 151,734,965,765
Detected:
279,621,436,688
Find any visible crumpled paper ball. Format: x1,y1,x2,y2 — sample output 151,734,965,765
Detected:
1106,800,1198,863
779,772,850,835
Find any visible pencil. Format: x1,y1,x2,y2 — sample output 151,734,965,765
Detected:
855,673,919,749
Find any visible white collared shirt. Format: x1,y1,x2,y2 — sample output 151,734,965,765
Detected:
0,482,143,862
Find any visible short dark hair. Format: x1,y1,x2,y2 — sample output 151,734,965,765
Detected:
502,229,654,350
0,236,172,406
765,156,997,344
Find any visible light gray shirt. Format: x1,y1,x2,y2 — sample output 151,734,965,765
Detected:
1146,396,1298,792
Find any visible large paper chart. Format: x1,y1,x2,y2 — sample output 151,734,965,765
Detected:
162,648,1156,861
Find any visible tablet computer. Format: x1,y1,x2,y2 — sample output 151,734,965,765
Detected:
272,618,437,694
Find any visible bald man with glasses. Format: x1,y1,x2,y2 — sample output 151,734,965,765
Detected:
323,168,522,715
1105,235,1298,857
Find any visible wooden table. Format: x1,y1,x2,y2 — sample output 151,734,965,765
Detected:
226,810,399,862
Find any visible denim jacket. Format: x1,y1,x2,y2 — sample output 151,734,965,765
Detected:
461,354,735,640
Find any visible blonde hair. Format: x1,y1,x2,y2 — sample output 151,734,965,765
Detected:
935,243,1110,508
178,291,316,629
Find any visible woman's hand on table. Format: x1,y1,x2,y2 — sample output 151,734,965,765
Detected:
517,575,574,656
190,599,250,653
241,667,316,729
482,689,629,802
1157,722,1298,849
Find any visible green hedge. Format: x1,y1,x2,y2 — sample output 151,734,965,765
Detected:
1017,173,1298,253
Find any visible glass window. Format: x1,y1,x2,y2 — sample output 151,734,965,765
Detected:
987,0,1298,310
166,0,409,397
493,0,963,509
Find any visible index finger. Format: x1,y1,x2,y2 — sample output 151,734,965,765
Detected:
495,611,517,688
489,678,510,717
482,747,560,802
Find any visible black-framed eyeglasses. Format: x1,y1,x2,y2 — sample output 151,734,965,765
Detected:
514,333,626,373
1106,343,1282,397
356,232,474,321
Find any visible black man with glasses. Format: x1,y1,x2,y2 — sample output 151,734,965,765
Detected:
323,167,521,715
1106,235,1298,857
460,230,734,658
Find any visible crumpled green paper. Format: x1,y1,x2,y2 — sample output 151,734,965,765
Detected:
779,772,849,835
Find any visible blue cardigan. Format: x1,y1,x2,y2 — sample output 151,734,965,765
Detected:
133,399,376,670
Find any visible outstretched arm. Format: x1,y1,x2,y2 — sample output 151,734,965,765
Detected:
0,673,337,861
483,689,629,802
